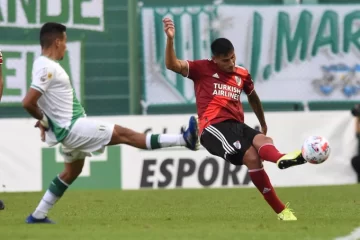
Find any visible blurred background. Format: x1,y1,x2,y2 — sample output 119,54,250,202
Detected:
0,0,360,192
1,0,360,117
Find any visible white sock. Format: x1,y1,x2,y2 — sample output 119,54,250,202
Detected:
146,134,186,149
146,134,152,149
159,134,186,147
32,190,59,219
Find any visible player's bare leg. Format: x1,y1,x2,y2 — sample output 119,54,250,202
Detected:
252,134,306,170
107,116,199,151
27,160,85,223
243,146,297,220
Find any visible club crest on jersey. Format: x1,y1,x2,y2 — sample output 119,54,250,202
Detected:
235,76,242,86
233,140,241,149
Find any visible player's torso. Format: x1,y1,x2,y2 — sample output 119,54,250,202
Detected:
194,61,247,131
35,57,84,124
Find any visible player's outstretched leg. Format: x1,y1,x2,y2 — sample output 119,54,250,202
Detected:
252,134,306,170
108,116,199,151
243,146,297,221
26,159,84,224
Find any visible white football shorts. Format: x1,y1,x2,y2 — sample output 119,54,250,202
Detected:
60,117,114,162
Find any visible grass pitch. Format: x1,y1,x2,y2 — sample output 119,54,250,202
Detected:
0,184,359,240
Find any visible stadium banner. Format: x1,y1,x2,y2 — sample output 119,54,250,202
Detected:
0,111,357,192
120,112,357,189
141,4,360,105
0,117,121,193
0,0,104,31
0,41,84,105
0,0,105,106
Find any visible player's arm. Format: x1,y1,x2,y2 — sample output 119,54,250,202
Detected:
247,90,266,127
22,67,54,128
244,73,267,134
22,88,49,141
22,89,45,120
163,18,189,77
165,38,189,77
0,51,3,101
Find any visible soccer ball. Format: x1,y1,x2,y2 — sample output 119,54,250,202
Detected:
301,136,331,164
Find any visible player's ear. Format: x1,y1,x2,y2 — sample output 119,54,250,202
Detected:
212,56,216,63
55,38,60,48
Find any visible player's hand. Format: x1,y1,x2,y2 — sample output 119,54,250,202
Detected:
35,120,48,142
163,18,175,39
0,50,3,65
261,125,268,135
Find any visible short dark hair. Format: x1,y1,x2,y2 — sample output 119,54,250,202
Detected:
40,22,66,48
211,38,234,56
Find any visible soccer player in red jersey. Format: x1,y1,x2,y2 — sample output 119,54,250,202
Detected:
163,18,307,221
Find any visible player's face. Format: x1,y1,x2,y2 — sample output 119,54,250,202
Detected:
56,32,67,60
213,50,236,73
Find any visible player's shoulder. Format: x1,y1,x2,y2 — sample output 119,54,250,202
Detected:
34,56,51,64
187,59,213,75
33,56,57,72
189,58,212,65
234,65,250,76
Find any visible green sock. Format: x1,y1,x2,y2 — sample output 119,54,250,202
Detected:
149,134,161,149
49,175,68,197
32,175,69,219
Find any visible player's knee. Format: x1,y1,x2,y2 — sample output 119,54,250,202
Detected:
243,146,262,169
63,166,82,180
61,160,84,183
112,127,122,142
109,125,129,145
253,134,273,149
71,166,82,177
264,136,273,144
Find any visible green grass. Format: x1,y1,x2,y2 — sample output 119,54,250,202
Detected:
0,185,360,240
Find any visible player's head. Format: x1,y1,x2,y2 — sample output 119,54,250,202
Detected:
40,22,67,60
211,38,236,73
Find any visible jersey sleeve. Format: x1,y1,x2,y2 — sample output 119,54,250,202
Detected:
30,66,55,94
186,59,208,80
243,73,255,95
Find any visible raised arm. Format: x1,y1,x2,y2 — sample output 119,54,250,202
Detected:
163,18,189,77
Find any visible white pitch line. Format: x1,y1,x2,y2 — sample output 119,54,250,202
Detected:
334,227,360,240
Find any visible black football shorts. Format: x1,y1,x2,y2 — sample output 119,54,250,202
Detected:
200,120,261,165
